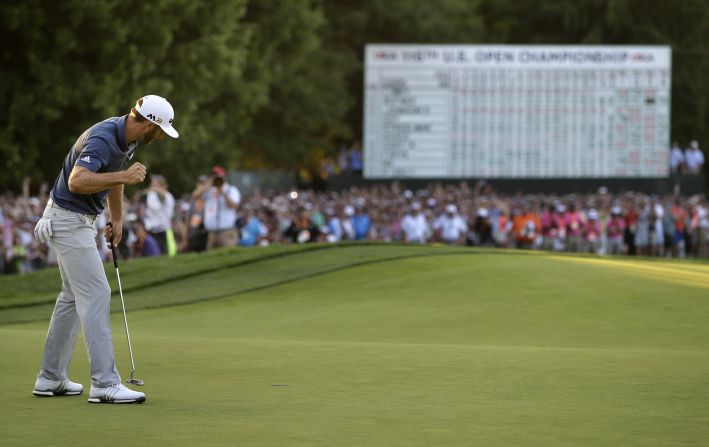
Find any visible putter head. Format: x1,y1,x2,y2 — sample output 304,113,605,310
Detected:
127,372,144,386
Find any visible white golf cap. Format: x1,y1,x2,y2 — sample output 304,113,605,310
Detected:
446,204,457,214
135,95,179,138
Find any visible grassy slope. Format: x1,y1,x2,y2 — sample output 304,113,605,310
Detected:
0,243,329,308
1,246,708,446
0,244,474,324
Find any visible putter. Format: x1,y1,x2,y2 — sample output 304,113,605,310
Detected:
108,223,144,386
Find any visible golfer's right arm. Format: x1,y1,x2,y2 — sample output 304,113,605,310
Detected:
68,163,146,194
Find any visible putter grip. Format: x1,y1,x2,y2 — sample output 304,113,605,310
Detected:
108,222,119,269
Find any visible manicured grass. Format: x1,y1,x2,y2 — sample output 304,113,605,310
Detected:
0,244,472,324
1,245,708,446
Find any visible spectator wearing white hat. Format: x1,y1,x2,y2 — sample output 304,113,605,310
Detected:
432,204,468,245
582,209,602,254
650,200,665,256
401,202,429,244
469,208,493,246
341,205,356,240
685,140,704,175
325,207,343,243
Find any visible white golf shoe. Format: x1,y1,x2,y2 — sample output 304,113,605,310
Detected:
88,383,146,404
33,376,83,397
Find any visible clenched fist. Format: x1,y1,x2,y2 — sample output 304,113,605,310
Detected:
105,222,123,246
123,162,147,185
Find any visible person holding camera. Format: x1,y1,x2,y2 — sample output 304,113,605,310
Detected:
197,166,241,250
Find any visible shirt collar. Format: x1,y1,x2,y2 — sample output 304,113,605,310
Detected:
116,115,137,153
116,115,139,169
116,115,129,152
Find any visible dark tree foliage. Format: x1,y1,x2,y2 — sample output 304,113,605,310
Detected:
0,0,348,192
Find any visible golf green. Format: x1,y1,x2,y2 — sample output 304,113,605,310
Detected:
1,245,708,446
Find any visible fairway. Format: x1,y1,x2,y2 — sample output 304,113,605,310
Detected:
1,245,708,446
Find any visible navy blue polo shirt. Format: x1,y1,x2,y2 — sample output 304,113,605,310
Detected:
51,115,138,215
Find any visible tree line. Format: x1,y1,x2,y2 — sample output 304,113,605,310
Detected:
1,0,707,193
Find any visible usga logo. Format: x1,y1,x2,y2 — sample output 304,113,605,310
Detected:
374,51,396,60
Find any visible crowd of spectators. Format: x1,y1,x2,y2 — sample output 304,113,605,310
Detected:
2,172,708,275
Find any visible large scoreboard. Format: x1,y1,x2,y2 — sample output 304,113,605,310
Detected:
363,45,671,178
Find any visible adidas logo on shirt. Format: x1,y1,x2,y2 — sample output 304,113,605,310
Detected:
80,156,91,163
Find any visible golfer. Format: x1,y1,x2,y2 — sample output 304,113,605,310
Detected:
32,95,179,404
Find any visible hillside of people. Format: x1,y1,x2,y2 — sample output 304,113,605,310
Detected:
3,171,707,275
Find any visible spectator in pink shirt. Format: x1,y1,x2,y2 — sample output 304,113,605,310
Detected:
606,206,626,255
564,203,583,252
540,204,557,251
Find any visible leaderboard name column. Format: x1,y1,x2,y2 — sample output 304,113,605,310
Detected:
365,67,449,178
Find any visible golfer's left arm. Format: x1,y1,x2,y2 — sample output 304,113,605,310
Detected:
106,185,124,245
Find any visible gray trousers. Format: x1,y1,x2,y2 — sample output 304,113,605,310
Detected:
38,203,120,387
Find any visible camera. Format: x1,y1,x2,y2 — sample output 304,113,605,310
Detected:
213,176,224,188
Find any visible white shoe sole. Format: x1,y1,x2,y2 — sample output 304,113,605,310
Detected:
33,389,82,397
88,396,146,404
